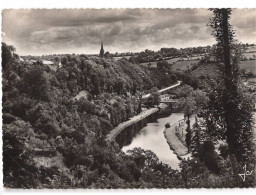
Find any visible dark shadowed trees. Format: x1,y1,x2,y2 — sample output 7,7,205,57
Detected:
23,68,50,101
61,56,68,66
3,120,39,188
91,73,101,96
208,8,254,162
147,87,160,107
2,42,18,81
157,60,169,69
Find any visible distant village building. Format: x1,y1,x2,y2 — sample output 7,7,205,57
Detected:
42,60,59,71
99,40,104,58
42,60,54,66
30,59,37,64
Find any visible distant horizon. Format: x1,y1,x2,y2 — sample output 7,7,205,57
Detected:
2,9,256,56
13,41,255,57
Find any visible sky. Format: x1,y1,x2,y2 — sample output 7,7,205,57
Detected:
2,9,256,55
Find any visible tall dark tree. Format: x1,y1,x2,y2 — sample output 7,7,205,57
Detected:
170,74,178,83
54,56,60,66
149,87,160,107
23,68,50,101
61,56,68,66
136,93,143,114
185,117,192,152
208,9,254,162
190,116,203,157
115,78,124,95
157,60,169,69
91,73,101,95
183,98,195,152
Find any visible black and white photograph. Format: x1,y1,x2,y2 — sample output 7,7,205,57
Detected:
1,1,256,190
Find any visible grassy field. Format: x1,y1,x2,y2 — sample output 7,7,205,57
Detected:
172,60,199,71
166,57,180,64
140,59,199,71
140,57,200,70
140,61,158,67
140,57,192,68
246,46,256,53
240,60,256,73
241,46,256,60
190,56,203,60
113,56,131,60
140,58,180,67
242,52,256,59
139,58,181,68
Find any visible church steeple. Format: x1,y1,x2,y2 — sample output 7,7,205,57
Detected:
99,40,104,58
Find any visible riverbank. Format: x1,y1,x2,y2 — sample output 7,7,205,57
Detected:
164,117,193,160
175,117,196,146
122,113,183,169
164,129,189,160
106,104,168,142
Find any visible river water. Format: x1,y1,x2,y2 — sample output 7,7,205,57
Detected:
122,113,184,170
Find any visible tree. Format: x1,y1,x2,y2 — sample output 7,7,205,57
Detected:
104,51,111,58
179,158,210,188
170,74,178,83
208,9,254,162
200,141,220,174
147,63,152,69
2,42,15,68
79,57,86,72
136,93,143,114
114,78,124,95
157,60,169,69
190,116,201,157
147,87,160,107
61,56,68,66
2,42,17,81
129,56,138,64
190,116,207,158
66,54,71,62
132,82,137,96
91,73,101,95
185,120,192,152
23,68,50,101
54,56,60,65
3,120,39,188
175,96,196,151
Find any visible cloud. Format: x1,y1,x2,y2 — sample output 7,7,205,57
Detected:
2,9,256,55
231,9,256,29
108,24,122,36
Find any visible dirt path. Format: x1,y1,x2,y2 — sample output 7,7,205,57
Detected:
106,106,167,142
164,125,189,159
142,81,181,99
164,116,196,160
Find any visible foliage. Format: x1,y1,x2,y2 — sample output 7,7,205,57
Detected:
146,87,160,107
208,8,254,162
157,60,169,69
22,67,51,101
3,120,39,188
2,30,255,188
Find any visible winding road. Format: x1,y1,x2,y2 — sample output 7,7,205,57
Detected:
106,81,182,142
142,81,181,99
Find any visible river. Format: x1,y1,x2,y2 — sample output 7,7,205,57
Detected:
121,113,184,170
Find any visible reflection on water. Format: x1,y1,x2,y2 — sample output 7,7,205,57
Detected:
118,113,184,170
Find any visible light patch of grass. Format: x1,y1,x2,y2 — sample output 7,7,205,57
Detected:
240,60,256,73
